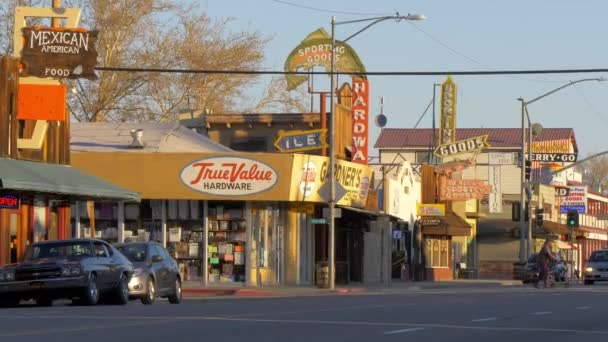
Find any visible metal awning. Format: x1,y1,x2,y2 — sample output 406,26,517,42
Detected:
0,157,140,202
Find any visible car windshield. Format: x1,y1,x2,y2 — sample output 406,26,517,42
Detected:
24,241,94,260
589,250,608,262
116,244,147,262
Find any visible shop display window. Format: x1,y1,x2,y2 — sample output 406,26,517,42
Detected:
207,201,246,283
424,235,449,268
165,200,204,282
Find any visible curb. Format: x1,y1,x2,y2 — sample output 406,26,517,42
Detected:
182,288,237,295
234,289,275,297
334,287,368,294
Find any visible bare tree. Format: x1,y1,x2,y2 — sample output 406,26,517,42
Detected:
581,154,608,193
247,77,310,113
2,1,307,122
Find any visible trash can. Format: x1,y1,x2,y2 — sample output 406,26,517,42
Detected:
316,261,329,288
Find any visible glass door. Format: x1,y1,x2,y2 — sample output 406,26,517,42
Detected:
251,203,284,285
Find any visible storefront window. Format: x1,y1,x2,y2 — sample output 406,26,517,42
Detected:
424,235,449,268
206,201,246,283
166,200,205,282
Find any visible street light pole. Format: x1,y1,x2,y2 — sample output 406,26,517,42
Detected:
518,77,605,263
328,13,425,290
329,15,336,291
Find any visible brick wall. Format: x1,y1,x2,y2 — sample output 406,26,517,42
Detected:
478,260,515,279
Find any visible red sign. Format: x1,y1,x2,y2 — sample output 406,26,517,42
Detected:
351,79,369,164
180,157,278,196
0,194,20,210
439,178,493,201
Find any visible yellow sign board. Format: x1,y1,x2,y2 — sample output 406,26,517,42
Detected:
439,76,457,145
290,154,373,208
416,203,446,217
434,135,490,158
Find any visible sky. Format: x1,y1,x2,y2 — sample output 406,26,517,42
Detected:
199,0,608,157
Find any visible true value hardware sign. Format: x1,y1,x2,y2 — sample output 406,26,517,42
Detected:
20,26,99,80
559,185,587,214
180,156,279,196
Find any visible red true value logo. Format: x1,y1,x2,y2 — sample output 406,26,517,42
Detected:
189,162,274,184
351,79,369,164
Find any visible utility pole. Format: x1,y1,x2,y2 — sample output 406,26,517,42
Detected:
52,0,61,27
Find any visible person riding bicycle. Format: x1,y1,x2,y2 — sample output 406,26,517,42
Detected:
535,238,557,288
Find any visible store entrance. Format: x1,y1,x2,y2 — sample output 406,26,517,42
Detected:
250,203,284,286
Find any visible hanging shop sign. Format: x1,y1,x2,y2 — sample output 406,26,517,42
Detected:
559,185,587,214
419,217,441,226
351,79,369,164
530,153,578,163
439,76,457,146
283,28,366,90
439,178,493,201
180,156,279,196
434,135,490,159
489,152,515,165
20,27,99,80
434,160,473,175
416,203,446,217
0,194,20,210
274,129,328,152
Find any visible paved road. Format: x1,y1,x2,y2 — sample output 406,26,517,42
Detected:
1,285,608,342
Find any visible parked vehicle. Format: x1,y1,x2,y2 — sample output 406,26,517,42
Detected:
115,242,182,305
523,252,568,284
584,249,608,285
0,239,133,307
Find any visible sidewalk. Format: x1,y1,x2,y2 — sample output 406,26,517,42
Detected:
182,279,524,298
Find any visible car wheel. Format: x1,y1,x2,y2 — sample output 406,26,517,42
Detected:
35,297,53,307
141,277,155,305
113,274,129,305
584,280,594,285
79,273,99,305
168,277,182,304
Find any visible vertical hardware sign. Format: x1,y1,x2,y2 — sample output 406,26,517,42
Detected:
351,79,369,164
439,76,457,146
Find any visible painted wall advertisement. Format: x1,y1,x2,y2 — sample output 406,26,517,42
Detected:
439,177,493,201
488,165,502,213
290,154,374,208
383,161,419,222
560,185,587,214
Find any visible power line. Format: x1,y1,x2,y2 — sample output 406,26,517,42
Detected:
405,22,567,84
96,66,608,76
272,0,391,16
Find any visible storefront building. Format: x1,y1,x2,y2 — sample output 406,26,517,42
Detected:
70,123,379,287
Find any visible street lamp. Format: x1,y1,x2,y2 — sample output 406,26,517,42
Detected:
328,12,426,290
518,77,605,264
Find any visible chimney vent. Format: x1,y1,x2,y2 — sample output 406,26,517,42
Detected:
129,129,145,149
